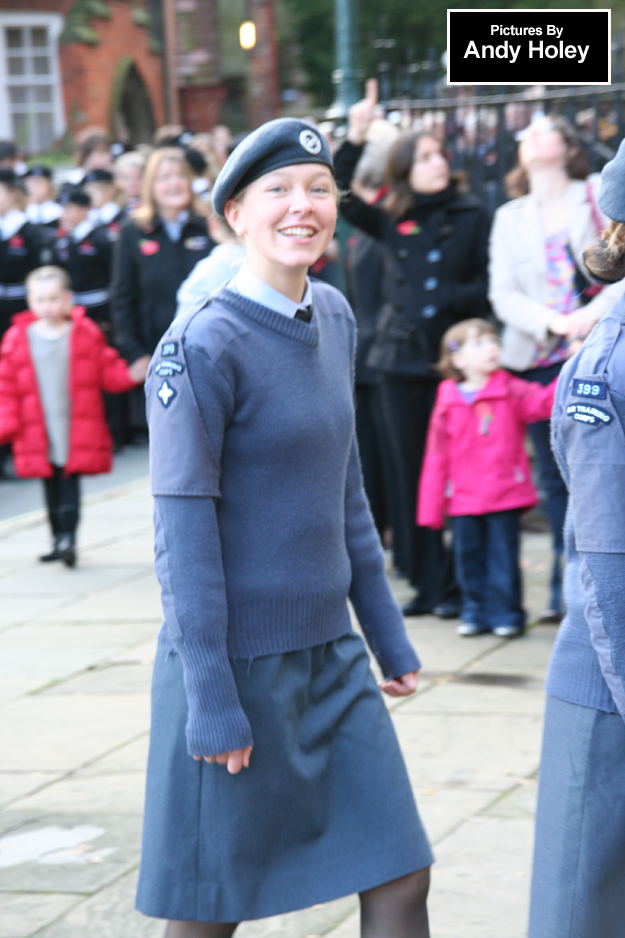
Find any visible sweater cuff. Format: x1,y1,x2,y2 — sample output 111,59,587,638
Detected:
371,619,421,681
178,641,254,756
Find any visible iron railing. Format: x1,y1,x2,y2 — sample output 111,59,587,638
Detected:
377,84,625,211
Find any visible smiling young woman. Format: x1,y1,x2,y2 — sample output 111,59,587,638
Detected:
135,118,433,938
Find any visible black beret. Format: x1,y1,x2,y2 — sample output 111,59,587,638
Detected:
83,168,114,185
0,168,24,190
0,140,17,161
598,138,625,223
184,147,207,176
211,118,333,217
58,185,91,207
25,164,52,179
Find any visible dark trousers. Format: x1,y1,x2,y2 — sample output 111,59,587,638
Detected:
378,372,458,606
452,509,525,631
355,383,387,536
519,361,567,613
43,466,80,538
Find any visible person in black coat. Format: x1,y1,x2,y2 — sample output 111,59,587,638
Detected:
344,142,393,544
111,147,214,401
335,81,491,617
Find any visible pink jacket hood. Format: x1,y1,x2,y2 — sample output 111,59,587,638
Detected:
417,369,557,529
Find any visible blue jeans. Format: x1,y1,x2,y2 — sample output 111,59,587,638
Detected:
452,509,525,631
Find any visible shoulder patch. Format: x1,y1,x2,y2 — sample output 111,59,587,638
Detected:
572,378,607,400
156,380,177,408
161,341,178,357
155,360,185,377
566,404,613,426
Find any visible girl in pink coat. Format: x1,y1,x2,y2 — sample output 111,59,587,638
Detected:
418,319,557,638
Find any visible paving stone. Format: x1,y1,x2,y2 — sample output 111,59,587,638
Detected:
0,772,62,809
7,772,146,817
39,573,161,623
77,736,150,777
426,816,534,938
393,711,542,791
0,694,150,772
0,891,82,938
0,811,142,894
0,564,141,596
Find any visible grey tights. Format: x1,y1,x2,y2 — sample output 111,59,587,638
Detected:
163,867,430,938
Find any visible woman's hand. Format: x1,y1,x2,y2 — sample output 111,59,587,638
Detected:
549,308,600,341
193,746,253,775
379,670,420,698
347,78,378,146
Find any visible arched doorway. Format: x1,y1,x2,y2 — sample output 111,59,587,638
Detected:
110,57,156,144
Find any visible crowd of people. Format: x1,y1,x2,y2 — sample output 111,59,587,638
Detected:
1,77,625,937
0,85,622,619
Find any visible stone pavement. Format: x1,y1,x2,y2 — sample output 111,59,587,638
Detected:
0,477,556,938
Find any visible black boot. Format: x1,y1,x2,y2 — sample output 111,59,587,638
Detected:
40,536,62,563
57,534,76,568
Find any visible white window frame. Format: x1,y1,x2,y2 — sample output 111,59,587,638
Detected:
0,12,65,152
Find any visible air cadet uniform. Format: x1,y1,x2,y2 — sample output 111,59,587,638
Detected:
53,188,113,334
529,143,625,938
135,119,432,926
0,170,54,340
24,166,62,230
83,168,127,242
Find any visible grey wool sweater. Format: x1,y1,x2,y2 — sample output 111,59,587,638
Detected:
146,281,420,756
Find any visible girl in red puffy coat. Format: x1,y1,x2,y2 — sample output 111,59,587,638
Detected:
0,266,141,566
417,319,557,638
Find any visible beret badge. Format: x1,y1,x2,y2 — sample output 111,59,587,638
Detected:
299,129,322,155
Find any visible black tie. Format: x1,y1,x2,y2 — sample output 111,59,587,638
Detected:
294,306,312,323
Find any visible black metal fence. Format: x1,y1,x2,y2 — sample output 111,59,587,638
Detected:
376,84,625,212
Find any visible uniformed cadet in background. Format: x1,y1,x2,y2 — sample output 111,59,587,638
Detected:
24,165,62,229
0,168,53,341
528,139,625,938
83,168,126,241
53,186,113,334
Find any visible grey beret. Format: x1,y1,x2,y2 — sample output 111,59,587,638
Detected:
598,138,625,223
211,118,333,217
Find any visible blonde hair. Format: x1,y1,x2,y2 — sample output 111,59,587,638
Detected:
132,148,197,229
438,319,499,381
26,265,71,294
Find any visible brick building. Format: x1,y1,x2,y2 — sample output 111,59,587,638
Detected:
0,0,280,155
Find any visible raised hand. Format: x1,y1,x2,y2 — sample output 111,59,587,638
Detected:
347,78,379,146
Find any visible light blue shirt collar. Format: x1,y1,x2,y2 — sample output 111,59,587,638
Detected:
232,261,312,319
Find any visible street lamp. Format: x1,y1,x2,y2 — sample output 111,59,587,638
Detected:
327,0,358,120
239,21,256,50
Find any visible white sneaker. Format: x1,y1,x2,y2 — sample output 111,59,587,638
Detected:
457,622,483,636
493,624,523,638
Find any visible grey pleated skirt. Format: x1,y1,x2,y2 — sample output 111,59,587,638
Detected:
136,631,433,923
529,694,625,938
